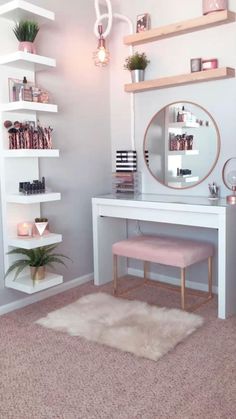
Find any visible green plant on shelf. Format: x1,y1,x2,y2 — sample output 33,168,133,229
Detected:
124,52,150,71
5,245,71,282
13,20,40,42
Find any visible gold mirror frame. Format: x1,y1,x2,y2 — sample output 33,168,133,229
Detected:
143,101,221,190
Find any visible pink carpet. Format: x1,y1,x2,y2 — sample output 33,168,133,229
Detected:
0,277,236,419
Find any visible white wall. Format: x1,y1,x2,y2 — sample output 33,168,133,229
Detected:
0,0,111,306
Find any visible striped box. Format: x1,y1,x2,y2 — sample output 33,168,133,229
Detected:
116,150,137,172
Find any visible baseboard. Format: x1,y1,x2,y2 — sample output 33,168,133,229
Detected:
128,268,218,294
0,273,93,316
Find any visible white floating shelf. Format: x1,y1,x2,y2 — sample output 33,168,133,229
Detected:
0,51,56,71
4,149,59,158
8,233,62,250
7,192,61,204
0,0,54,23
168,150,199,156
168,122,200,128
5,272,63,294
0,101,58,113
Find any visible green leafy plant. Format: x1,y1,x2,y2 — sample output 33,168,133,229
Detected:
13,20,40,42
5,245,71,281
124,52,150,71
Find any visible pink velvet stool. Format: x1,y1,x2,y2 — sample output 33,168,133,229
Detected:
112,235,214,311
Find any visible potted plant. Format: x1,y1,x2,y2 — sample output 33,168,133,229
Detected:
13,20,40,54
5,244,70,283
124,52,150,83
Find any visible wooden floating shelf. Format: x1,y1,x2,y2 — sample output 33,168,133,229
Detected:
124,10,236,46
0,51,56,71
0,101,58,113
7,192,61,204
4,149,59,158
0,0,54,23
5,272,63,294
8,233,62,250
124,67,235,93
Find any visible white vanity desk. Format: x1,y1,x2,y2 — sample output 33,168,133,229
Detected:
92,194,236,319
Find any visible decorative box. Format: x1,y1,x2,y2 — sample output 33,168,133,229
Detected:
202,58,218,70
203,0,228,15
116,150,137,172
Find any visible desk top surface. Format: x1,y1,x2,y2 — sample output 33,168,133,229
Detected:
94,193,229,208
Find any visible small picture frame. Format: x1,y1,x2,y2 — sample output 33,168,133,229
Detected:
136,13,150,33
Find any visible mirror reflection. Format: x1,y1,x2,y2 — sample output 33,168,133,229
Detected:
144,101,220,189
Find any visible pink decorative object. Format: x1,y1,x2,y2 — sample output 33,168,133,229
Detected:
18,41,36,54
34,221,48,237
17,222,33,237
202,58,218,70
203,0,228,15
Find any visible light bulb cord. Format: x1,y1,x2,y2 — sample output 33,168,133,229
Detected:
94,0,135,151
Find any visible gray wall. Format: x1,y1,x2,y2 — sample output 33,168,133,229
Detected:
0,0,111,304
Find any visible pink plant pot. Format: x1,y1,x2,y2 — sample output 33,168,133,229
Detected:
19,41,36,54
203,0,228,15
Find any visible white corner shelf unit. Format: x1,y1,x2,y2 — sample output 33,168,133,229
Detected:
0,0,55,22
8,232,62,250
0,101,58,113
0,2,63,294
0,51,56,71
4,149,59,158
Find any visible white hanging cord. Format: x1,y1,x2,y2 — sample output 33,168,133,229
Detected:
94,0,135,150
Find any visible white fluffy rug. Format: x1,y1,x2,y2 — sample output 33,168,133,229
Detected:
36,292,203,361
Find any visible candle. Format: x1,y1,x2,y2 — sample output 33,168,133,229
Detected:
17,222,33,237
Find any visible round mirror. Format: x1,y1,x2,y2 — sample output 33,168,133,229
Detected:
143,101,220,189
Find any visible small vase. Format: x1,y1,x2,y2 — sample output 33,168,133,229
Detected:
131,69,145,83
30,266,45,281
19,41,36,54
35,221,48,236
203,0,228,15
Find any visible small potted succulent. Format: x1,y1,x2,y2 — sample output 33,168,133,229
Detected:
5,244,71,282
13,20,40,54
124,52,150,83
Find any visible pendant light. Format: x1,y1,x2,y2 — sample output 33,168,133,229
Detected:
93,24,110,67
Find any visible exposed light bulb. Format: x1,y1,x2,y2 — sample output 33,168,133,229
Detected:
93,24,110,67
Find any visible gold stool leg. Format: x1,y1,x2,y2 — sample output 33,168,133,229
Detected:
208,256,213,298
181,268,186,310
144,261,148,284
113,254,118,296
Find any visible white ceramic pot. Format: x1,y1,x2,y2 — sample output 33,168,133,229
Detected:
203,0,228,15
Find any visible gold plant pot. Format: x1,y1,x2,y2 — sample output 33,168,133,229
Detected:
30,266,46,281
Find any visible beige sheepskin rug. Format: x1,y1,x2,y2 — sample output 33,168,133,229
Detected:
36,292,203,361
